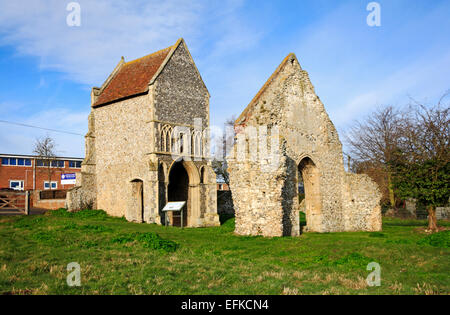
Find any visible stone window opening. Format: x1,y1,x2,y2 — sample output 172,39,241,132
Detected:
161,125,173,153
200,166,205,184
180,134,184,154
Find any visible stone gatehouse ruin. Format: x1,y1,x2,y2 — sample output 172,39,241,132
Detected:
67,38,220,227
227,54,382,236
68,38,381,235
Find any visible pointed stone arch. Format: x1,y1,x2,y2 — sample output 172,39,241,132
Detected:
167,159,201,227
297,156,322,232
161,124,173,152
192,130,202,157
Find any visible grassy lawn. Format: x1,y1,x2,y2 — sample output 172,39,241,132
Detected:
0,209,448,295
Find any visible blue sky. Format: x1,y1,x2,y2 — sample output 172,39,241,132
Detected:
0,0,449,157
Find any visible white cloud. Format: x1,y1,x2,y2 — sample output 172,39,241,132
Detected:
0,0,259,86
0,0,266,156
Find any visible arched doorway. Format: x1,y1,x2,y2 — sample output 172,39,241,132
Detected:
168,161,189,227
297,157,322,232
130,179,144,222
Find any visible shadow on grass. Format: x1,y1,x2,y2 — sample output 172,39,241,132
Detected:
219,213,235,225
383,217,450,227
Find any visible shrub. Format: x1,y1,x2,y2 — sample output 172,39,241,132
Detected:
331,252,373,269
80,224,113,233
369,232,386,238
59,222,112,233
13,217,44,228
30,231,58,245
111,232,178,252
385,239,414,244
417,231,450,248
51,208,108,220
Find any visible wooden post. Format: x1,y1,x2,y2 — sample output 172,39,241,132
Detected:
181,208,184,229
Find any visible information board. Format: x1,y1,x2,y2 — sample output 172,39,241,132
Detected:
162,201,186,212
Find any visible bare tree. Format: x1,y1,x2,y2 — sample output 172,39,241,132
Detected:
345,106,404,208
33,136,58,191
212,115,236,185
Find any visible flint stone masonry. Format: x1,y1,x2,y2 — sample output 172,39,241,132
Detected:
67,38,219,227
228,54,382,236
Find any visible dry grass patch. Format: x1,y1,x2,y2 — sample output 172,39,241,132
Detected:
338,275,367,290
282,287,299,295
389,281,403,294
414,282,441,295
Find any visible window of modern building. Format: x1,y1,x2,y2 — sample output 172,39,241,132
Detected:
36,160,46,167
50,160,65,168
9,180,24,190
44,181,58,190
69,160,82,168
37,160,64,168
1,158,31,166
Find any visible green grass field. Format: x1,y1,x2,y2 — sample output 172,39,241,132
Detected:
0,209,448,295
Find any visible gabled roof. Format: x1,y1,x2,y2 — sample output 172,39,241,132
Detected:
235,53,298,126
93,45,173,107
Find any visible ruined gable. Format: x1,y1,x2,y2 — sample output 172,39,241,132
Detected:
228,54,381,237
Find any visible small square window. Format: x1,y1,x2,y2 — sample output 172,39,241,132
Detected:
1,158,8,165
18,158,25,166
9,158,16,166
25,159,31,166
69,160,82,168
10,180,24,190
44,181,58,190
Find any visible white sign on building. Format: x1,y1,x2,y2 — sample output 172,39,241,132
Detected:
61,173,76,185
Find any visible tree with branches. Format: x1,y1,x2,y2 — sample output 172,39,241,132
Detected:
212,115,236,185
33,136,58,191
346,106,404,208
390,93,449,232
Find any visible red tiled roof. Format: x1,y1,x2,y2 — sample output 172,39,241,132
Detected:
93,46,173,107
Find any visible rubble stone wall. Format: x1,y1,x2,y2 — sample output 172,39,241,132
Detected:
228,54,381,236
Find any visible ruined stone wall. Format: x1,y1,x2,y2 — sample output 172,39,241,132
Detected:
67,112,97,211
228,54,381,236
341,173,382,231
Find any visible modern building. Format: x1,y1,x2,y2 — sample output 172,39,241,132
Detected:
0,153,83,191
